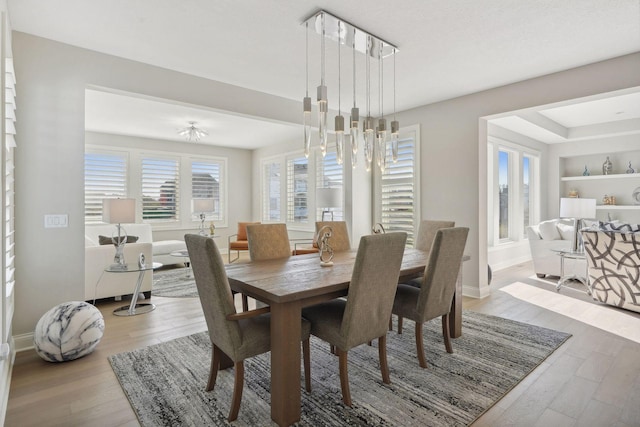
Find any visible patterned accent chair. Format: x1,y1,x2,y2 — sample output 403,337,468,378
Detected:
581,229,640,313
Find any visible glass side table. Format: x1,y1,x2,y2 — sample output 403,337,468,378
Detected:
552,250,590,295
107,262,163,316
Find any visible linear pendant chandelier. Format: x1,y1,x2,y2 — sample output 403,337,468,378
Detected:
302,10,399,172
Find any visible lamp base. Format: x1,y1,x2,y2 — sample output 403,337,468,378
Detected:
320,261,334,267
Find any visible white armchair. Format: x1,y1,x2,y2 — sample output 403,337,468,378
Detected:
526,219,586,278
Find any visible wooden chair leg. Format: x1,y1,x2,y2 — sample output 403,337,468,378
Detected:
206,345,221,391
228,361,244,421
442,313,453,353
397,316,403,334
389,316,393,331
337,348,352,407
303,338,312,392
415,322,428,368
241,294,249,312
378,334,391,384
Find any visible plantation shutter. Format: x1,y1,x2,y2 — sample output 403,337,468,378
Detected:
84,152,128,223
287,156,309,223
141,157,179,223
315,149,343,221
263,161,281,222
191,160,223,221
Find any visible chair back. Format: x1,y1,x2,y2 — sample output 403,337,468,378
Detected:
340,232,407,349
416,227,468,321
236,221,260,241
415,220,455,252
185,234,242,359
316,221,351,251
246,223,291,261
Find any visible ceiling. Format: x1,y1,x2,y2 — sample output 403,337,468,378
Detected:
8,0,640,148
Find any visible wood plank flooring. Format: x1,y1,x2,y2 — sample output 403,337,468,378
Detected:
5,260,640,426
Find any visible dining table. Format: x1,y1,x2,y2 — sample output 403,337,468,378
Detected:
224,248,464,427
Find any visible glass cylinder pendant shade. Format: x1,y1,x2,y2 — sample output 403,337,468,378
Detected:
303,96,312,158
335,115,345,165
363,117,375,172
318,84,328,157
391,120,399,163
377,132,386,172
350,107,360,168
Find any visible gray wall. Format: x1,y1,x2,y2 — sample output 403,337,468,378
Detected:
11,28,640,335
12,32,299,336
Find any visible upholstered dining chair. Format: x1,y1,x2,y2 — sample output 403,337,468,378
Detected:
228,221,260,263
184,234,311,421
393,220,456,332
246,223,291,261
301,232,407,407
392,227,468,368
292,221,351,255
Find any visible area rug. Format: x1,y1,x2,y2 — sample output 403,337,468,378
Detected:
109,311,570,426
152,267,198,298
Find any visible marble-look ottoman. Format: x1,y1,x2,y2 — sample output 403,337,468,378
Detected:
34,301,105,362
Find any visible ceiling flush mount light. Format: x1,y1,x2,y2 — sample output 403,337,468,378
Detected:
302,10,399,173
178,121,208,142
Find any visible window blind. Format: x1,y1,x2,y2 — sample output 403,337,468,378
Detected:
141,157,179,222
287,156,309,223
191,160,223,221
315,149,343,221
84,152,128,223
263,161,281,222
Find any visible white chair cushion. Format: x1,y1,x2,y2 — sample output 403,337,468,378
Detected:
556,223,574,241
538,220,561,240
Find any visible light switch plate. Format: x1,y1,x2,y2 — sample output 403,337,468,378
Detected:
44,214,68,228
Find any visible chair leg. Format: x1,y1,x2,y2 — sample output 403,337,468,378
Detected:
415,322,428,368
389,316,393,331
336,348,352,407
378,334,391,384
241,294,249,312
397,315,403,334
442,313,453,353
228,361,244,421
206,345,221,391
303,338,312,392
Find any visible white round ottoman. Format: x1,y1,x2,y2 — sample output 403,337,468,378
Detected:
34,301,105,362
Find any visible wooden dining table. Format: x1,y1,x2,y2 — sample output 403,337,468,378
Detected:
224,248,464,427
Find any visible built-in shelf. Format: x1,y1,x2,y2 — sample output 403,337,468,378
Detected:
561,172,640,182
595,205,640,210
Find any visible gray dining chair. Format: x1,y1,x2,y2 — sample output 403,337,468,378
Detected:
246,223,291,261
184,234,311,421
392,227,468,368
301,232,407,407
394,220,455,333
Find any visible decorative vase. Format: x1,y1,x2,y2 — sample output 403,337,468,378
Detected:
582,165,590,176
602,156,613,175
568,190,579,198
626,162,635,174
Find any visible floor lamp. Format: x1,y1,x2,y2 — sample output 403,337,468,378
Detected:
316,188,341,221
559,197,596,253
103,198,136,270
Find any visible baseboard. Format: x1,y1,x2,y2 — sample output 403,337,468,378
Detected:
490,255,532,272
463,284,491,299
13,332,34,353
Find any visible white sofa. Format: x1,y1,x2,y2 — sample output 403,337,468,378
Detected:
526,218,586,278
84,223,186,300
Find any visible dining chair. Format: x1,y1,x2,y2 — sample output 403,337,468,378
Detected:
246,223,291,261
393,220,455,332
392,227,468,368
301,232,407,407
315,221,351,252
184,234,311,421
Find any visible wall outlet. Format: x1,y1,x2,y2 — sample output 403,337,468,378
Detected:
44,214,68,228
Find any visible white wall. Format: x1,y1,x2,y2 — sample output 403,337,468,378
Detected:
12,32,301,336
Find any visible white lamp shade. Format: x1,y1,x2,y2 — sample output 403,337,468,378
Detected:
559,198,596,219
316,188,342,208
102,198,136,224
192,198,215,213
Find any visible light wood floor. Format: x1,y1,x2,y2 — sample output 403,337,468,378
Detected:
5,260,640,426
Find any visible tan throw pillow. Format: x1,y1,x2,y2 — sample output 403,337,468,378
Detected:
98,235,139,246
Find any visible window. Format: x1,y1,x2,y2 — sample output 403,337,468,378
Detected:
262,160,281,222
375,126,419,246
85,146,227,229
315,149,343,221
84,151,128,223
191,159,224,221
141,156,179,223
287,155,309,223
488,139,539,246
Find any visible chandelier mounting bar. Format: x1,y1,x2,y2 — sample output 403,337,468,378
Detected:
301,10,398,60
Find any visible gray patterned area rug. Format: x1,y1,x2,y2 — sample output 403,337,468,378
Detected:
152,267,198,298
109,311,571,426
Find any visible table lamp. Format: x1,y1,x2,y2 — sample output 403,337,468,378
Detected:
559,197,596,252
102,198,136,270
316,188,341,221
192,198,215,235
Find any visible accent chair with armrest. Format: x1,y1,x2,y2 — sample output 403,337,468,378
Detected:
227,221,260,264
392,227,469,367
184,234,311,421
301,232,407,406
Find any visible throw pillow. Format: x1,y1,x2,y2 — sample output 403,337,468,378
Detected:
98,235,139,246
556,223,575,241
538,220,561,240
